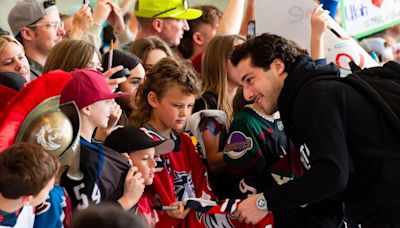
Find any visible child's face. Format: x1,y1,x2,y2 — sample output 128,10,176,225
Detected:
151,85,196,131
87,99,114,128
129,148,156,185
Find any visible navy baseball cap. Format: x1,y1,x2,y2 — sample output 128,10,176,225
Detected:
104,126,174,155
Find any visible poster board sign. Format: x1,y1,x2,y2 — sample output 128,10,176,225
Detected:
340,0,400,39
255,0,379,76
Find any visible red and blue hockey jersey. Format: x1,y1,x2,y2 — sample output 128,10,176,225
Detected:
144,127,273,228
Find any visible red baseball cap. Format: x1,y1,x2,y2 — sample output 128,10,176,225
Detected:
60,69,126,109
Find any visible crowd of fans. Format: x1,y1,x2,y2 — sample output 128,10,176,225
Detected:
1,0,400,227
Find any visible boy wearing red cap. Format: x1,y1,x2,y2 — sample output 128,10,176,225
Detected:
59,69,145,212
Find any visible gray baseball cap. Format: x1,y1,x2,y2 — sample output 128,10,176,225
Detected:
8,0,59,36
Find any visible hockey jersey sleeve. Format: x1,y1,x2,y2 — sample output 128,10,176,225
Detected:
223,112,273,198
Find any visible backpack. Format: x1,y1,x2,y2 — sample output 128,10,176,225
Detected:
307,61,400,159
345,61,400,136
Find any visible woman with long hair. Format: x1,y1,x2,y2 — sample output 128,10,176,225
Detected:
129,36,173,71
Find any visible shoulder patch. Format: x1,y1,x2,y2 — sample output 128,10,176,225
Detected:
224,131,253,159
184,130,204,158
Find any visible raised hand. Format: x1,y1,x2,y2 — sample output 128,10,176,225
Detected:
70,4,93,39
118,166,145,211
103,65,126,92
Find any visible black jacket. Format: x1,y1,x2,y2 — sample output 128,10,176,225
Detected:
266,55,400,226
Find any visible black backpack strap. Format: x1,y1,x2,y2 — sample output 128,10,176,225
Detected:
349,61,361,72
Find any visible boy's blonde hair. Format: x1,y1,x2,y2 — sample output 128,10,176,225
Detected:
129,57,201,126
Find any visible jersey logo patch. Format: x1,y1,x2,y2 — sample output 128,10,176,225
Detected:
35,196,51,215
224,131,253,159
173,171,196,200
299,143,311,170
239,178,257,197
276,120,284,131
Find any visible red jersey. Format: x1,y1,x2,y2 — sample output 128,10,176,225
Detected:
144,128,273,228
136,192,159,227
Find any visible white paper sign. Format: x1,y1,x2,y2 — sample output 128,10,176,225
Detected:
340,0,400,38
255,0,379,76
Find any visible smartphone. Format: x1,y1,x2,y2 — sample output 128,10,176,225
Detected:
247,20,256,39
110,68,130,79
151,205,179,210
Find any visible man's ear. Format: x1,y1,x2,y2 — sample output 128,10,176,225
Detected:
21,195,33,206
152,19,163,33
20,28,34,42
271,58,286,76
192,31,204,46
147,91,159,108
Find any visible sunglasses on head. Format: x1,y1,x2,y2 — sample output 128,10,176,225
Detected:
152,0,188,18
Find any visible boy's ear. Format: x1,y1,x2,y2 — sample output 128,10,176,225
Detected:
80,105,91,116
21,195,33,206
147,91,158,108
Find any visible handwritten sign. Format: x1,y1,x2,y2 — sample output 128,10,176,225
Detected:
255,0,378,76
340,0,400,39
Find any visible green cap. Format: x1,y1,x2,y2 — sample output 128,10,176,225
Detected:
134,0,202,20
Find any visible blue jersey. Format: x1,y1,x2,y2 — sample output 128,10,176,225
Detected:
34,186,70,228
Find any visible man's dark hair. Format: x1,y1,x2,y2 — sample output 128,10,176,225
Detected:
178,5,222,59
231,33,308,73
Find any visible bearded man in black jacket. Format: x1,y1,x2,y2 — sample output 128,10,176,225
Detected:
230,33,400,228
